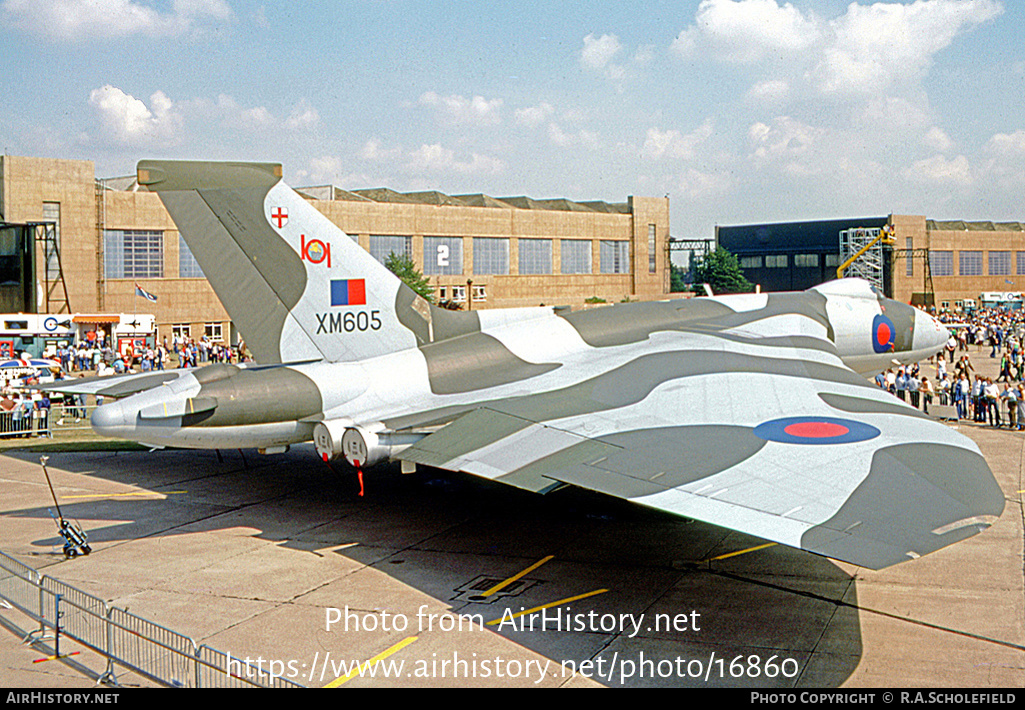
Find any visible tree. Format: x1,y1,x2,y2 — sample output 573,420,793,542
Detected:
384,252,435,303
669,262,689,292
693,247,754,294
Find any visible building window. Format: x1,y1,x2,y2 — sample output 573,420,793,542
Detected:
765,255,787,268
824,254,841,267
648,224,657,274
204,323,223,341
600,241,630,274
473,238,509,275
930,251,953,276
561,240,591,274
179,235,205,278
518,239,552,275
104,230,164,278
740,256,762,268
450,285,466,301
472,284,487,301
423,237,462,275
989,251,1011,275
959,251,982,276
906,237,913,276
172,323,191,340
369,235,412,264
1018,252,1025,275
794,254,819,268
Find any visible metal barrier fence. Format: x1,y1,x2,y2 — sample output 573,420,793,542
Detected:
0,550,303,688
0,408,49,438
0,403,105,439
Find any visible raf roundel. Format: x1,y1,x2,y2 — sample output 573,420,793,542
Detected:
872,313,895,353
753,416,881,445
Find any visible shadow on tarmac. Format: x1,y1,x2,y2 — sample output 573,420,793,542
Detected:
3,446,862,687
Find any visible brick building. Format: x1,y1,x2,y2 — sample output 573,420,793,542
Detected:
0,155,669,345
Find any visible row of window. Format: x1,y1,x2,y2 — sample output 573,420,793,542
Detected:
102,231,633,279
439,284,488,302
738,250,1025,278
104,230,201,280
929,251,1025,277
171,323,223,341
739,254,842,269
397,236,631,276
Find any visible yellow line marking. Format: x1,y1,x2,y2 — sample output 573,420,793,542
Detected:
481,555,554,597
61,491,186,500
486,588,608,626
324,635,418,687
704,542,777,562
33,652,80,663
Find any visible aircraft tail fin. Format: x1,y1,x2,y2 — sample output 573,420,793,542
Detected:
138,160,468,364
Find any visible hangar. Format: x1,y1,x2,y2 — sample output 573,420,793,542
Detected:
0,155,669,345
719,213,1025,309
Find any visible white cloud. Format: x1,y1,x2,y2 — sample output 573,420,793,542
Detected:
284,99,319,131
88,85,182,146
641,120,714,161
905,154,972,186
580,33,622,70
514,103,554,128
418,92,503,126
746,79,790,103
580,33,633,87
979,130,1025,190
673,0,1002,97
987,129,1025,154
547,123,599,149
748,116,823,166
672,0,820,64
633,44,656,65
213,94,274,131
814,0,1003,94
3,0,232,40
923,126,954,152
669,26,699,58
360,138,403,162
297,157,376,187
676,167,732,200
308,155,343,179
407,144,505,175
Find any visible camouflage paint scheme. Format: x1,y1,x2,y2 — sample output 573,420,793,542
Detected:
58,161,1002,571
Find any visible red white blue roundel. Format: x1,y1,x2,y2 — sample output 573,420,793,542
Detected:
872,314,895,353
753,417,880,445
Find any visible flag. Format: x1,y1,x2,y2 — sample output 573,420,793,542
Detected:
330,279,366,306
135,284,158,302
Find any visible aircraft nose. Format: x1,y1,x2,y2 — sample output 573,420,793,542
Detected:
913,309,948,356
91,400,128,436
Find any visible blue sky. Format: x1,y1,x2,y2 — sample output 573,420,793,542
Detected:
2,0,1022,240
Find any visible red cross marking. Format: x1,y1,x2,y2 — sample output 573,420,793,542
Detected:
271,207,288,228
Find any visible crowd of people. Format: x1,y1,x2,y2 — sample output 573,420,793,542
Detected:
52,333,249,376
875,305,1025,429
0,334,252,438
